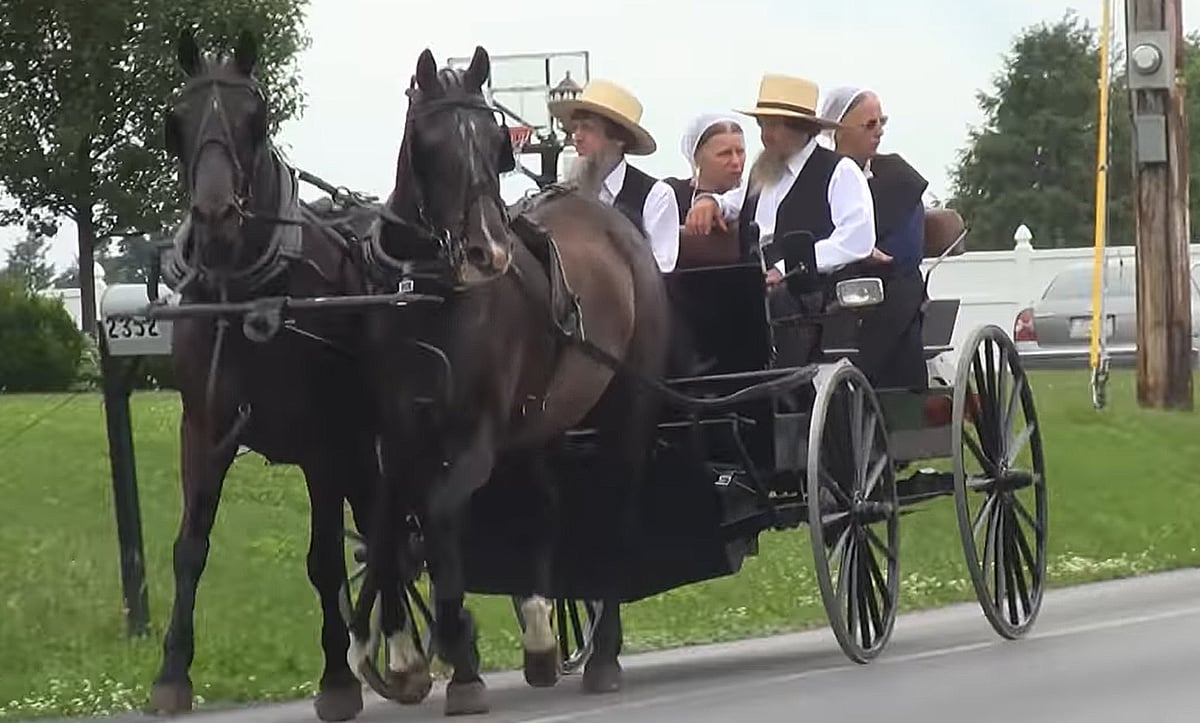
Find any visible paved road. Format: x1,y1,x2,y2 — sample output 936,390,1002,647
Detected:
54,568,1200,723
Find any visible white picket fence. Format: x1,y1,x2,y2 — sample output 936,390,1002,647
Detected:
923,229,1200,361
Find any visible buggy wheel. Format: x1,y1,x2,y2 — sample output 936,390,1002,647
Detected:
511,597,603,675
339,527,435,700
952,325,1047,639
806,361,900,664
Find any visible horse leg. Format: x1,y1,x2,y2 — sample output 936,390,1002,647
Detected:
519,447,561,689
300,444,373,722
352,432,434,701
583,379,658,695
149,410,238,714
348,434,432,705
426,419,499,716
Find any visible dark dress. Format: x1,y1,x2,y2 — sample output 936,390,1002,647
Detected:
663,176,698,222
660,176,727,376
855,153,930,391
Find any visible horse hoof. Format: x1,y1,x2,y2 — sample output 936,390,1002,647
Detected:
147,681,194,714
444,680,489,716
523,648,560,688
314,681,363,722
581,662,622,695
386,664,434,705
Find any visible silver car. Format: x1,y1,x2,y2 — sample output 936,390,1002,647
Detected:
1013,260,1200,366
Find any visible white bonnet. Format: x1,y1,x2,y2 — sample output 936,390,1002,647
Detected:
680,112,744,171
816,85,874,149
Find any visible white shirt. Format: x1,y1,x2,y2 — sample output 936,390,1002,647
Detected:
597,160,680,273
706,138,876,274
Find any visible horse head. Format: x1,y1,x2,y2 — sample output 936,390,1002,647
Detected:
164,28,281,291
376,46,517,288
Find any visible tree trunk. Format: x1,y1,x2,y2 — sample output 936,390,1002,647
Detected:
76,203,98,336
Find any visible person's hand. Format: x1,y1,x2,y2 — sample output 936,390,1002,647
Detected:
866,247,893,265
765,267,783,287
684,197,726,236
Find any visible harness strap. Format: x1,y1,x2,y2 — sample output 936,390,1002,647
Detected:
506,261,818,412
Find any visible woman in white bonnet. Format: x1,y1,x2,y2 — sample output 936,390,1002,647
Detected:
818,86,930,391
663,113,746,222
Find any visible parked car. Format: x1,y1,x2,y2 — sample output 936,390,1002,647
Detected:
1013,260,1200,367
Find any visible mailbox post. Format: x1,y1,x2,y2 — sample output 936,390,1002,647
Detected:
98,282,175,637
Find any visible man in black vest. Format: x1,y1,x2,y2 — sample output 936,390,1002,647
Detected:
547,79,680,273
684,73,880,367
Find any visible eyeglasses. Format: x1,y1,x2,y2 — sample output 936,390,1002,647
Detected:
858,115,889,131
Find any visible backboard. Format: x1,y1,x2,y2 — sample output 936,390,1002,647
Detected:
447,50,590,136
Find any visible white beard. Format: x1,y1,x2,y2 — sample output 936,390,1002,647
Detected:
568,146,623,198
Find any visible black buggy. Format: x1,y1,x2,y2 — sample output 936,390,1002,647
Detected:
340,205,1048,690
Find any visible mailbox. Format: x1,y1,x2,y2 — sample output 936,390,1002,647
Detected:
99,283,175,357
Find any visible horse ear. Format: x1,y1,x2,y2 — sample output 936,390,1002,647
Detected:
415,49,438,93
234,29,258,76
464,45,490,92
177,28,201,76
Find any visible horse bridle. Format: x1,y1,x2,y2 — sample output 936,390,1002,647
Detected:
369,94,516,286
168,73,310,296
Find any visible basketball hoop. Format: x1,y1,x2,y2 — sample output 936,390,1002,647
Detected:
507,125,533,172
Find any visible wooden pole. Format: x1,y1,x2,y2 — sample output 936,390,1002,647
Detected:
1127,0,1193,410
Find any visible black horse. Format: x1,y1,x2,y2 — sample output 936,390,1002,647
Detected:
345,47,671,715
149,29,384,722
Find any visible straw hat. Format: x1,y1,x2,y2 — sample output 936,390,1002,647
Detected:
547,78,657,155
740,74,842,129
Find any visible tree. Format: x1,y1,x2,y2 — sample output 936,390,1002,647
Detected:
949,12,1124,250
1,226,55,292
0,0,311,333
947,12,1200,251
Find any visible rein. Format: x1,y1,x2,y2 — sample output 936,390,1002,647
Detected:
506,263,819,412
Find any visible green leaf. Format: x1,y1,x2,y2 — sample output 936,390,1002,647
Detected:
0,0,311,239
947,10,1199,251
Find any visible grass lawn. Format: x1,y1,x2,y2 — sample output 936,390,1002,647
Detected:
1,368,1199,718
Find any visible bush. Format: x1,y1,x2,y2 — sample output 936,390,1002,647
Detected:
0,280,87,392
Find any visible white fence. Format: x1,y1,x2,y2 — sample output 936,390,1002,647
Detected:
923,230,1200,359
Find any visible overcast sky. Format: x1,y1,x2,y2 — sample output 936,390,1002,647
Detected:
1,0,1193,273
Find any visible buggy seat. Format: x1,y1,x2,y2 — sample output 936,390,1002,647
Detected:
664,208,967,381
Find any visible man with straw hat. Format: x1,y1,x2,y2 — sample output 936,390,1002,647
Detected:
683,73,879,365
548,78,680,274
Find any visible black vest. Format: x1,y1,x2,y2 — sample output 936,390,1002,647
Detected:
737,145,842,268
867,153,928,271
663,176,695,223
612,163,657,236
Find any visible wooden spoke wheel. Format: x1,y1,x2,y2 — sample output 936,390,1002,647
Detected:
806,361,900,664
952,325,1048,639
511,596,603,675
339,526,435,699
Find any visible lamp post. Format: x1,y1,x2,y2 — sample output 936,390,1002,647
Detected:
523,70,583,187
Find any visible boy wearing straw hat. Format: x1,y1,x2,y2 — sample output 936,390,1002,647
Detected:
548,79,680,274
683,73,879,365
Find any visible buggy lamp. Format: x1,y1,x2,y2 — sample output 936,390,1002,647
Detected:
835,277,885,308
100,283,175,357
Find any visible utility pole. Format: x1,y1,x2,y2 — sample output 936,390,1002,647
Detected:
1126,0,1193,410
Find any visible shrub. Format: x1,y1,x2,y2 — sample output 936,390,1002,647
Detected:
0,280,87,392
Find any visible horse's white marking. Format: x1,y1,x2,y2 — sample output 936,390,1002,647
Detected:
521,595,556,653
386,616,424,673
477,202,510,269
463,115,480,178
346,592,382,682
